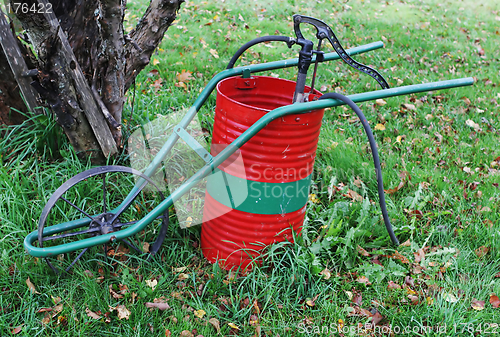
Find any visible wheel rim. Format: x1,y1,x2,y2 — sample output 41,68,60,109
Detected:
37,165,169,273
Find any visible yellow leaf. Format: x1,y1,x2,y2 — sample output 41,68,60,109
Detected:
174,266,187,273
209,49,219,59
228,322,240,330
406,288,418,295
396,135,403,143
194,309,206,318
426,297,434,305
375,99,387,106
374,123,386,131
152,58,160,65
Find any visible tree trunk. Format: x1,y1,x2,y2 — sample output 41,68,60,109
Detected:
0,0,184,161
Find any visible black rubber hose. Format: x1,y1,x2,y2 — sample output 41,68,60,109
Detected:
318,92,400,246
226,35,295,69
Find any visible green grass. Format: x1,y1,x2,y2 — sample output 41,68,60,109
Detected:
1,0,499,335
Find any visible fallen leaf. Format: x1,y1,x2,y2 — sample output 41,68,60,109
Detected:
357,245,370,257
319,268,331,280
11,325,23,334
145,302,170,311
472,298,485,311
179,330,193,337
352,292,362,306
165,329,171,337
209,49,219,59
475,246,489,258
152,58,160,66
466,119,480,131
402,103,416,111
414,249,425,263
178,273,189,281
194,309,206,318
374,123,386,131
26,277,40,294
110,305,131,320
146,279,158,291
306,298,315,307
356,275,371,286
405,276,415,288
490,294,500,308
391,251,410,264
109,285,123,299
372,311,384,325
408,295,419,305
209,318,221,333
387,281,401,290
86,308,102,320
174,266,187,273
443,292,458,303
176,69,193,82
228,322,240,330
375,99,387,106
346,189,363,202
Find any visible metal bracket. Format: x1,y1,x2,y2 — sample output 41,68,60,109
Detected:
174,125,213,163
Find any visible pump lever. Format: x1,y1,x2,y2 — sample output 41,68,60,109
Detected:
293,14,390,90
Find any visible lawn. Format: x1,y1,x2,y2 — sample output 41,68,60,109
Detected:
0,0,499,336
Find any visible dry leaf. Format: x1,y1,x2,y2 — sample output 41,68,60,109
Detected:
319,268,331,280
174,266,187,273
443,292,458,303
391,251,410,264
471,298,485,311
306,298,315,307
110,305,131,320
178,273,189,281
152,58,160,66
194,309,206,318
209,317,221,333
109,285,123,299
179,330,193,337
209,49,219,59
414,249,425,263
146,279,158,291
26,277,40,294
356,275,371,286
165,329,171,337
466,119,480,131
375,99,387,106
402,103,416,111
475,246,489,258
176,69,193,82
346,189,363,202
11,325,23,334
387,281,401,290
357,245,370,257
86,308,102,320
490,294,500,308
145,302,170,311
374,123,386,131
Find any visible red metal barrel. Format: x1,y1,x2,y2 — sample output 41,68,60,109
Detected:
201,76,324,270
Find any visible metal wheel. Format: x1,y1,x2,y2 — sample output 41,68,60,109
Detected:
37,165,169,274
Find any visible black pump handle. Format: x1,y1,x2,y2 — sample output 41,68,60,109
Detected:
293,14,390,90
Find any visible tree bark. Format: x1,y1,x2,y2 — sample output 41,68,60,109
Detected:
1,0,184,161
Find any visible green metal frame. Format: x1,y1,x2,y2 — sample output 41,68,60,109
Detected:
24,41,474,258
